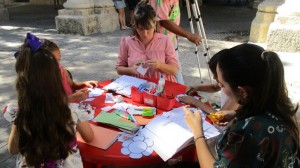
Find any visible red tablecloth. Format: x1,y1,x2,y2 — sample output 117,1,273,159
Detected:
78,78,198,168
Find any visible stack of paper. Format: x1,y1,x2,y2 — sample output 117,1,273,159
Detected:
103,75,147,97
93,111,140,134
76,123,120,150
140,106,220,161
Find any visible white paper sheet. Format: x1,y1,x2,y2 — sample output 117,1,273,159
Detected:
83,97,95,102
136,65,149,76
103,75,147,97
88,88,104,97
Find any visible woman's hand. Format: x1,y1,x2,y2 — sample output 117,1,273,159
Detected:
146,59,162,70
214,110,236,126
178,96,197,106
183,106,203,138
130,64,139,75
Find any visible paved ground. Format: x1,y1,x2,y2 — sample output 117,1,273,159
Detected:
0,1,299,167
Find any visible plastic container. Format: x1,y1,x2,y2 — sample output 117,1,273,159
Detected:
156,95,175,111
131,86,143,103
142,92,157,107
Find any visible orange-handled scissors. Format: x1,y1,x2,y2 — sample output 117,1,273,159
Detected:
207,113,224,123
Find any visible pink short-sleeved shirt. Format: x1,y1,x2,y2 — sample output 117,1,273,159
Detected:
150,0,181,44
116,33,178,82
59,64,73,95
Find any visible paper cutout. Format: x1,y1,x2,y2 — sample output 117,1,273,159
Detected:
88,88,104,97
76,123,120,150
103,75,147,97
105,93,116,103
121,136,154,159
78,103,95,120
136,65,149,76
83,98,95,102
105,93,124,104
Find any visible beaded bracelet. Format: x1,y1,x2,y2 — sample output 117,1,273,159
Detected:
194,135,206,142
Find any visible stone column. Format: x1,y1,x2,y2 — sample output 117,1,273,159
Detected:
55,0,96,35
266,0,300,52
0,0,9,21
63,0,94,9
252,0,262,9
94,0,119,33
249,0,284,43
56,0,119,35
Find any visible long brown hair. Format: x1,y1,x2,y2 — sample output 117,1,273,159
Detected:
15,44,75,166
218,43,299,148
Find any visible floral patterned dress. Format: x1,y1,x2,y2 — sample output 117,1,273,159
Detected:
214,112,299,168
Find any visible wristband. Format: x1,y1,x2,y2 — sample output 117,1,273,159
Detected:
194,135,206,142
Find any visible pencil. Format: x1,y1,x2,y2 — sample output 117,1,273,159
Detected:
116,112,130,120
128,113,139,126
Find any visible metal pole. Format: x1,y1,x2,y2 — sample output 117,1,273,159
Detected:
185,0,203,83
190,0,213,83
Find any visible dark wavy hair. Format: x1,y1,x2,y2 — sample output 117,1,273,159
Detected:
132,1,158,36
41,39,59,52
218,43,299,147
208,49,228,77
14,44,75,166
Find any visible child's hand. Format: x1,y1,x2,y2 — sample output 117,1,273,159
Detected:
3,104,18,123
214,110,236,126
178,96,197,106
73,89,90,101
186,86,198,96
84,81,98,88
145,59,161,69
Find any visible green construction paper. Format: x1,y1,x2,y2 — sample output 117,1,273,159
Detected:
93,111,138,131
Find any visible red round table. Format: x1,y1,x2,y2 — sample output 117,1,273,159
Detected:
78,79,198,168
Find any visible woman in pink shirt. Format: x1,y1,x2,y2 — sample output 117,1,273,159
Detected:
116,2,179,82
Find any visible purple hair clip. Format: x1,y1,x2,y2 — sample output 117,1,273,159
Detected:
14,33,44,58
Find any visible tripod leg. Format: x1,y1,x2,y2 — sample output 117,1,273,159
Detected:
194,0,211,59
185,0,203,83
190,0,213,83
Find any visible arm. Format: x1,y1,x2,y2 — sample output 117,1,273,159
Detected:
116,37,140,76
146,60,178,75
8,125,19,154
160,20,201,45
183,107,216,167
72,81,98,90
116,65,139,76
179,96,217,113
76,121,94,142
67,90,90,103
187,83,221,95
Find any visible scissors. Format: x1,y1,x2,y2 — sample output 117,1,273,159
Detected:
207,113,224,123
